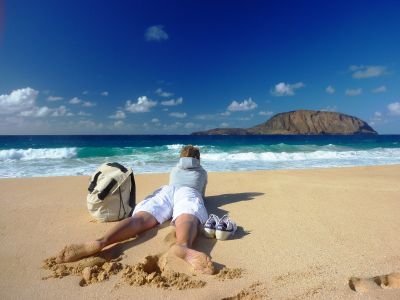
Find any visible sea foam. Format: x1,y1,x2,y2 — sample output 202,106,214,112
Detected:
1,145,400,178
201,148,400,162
0,147,77,161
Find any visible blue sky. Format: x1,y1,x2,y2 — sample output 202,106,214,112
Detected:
0,0,400,134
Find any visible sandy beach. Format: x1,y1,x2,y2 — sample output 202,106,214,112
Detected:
0,165,400,299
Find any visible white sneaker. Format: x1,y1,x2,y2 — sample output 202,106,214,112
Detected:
216,215,237,240
203,214,220,238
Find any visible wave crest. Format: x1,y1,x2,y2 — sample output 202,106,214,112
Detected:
201,148,400,162
0,147,77,161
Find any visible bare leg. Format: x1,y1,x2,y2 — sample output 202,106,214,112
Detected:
98,211,158,247
56,212,158,263
169,214,214,274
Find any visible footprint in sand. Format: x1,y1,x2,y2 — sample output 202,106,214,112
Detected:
222,282,267,300
349,273,400,292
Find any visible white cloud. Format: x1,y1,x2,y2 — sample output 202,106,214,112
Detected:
320,106,337,112
101,91,109,96
155,88,174,97
113,120,124,128
145,25,169,41
51,106,73,117
78,119,103,129
0,88,74,120
349,65,387,79
161,97,183,106
259,111,273,116
0,87,38,114
125,96,157,113
345,88,362,96
220,122,229,128
194,114,214,120
271,82,305,96
163,121,183,130
169,112,187,118
372,86,387,93
69,97,82,104
70,97,95,107
373,111,382,120
82,91,89,95
151,118,160,123
78,111,92,117
20,105,73,118
47,95,63,101
326,85,335,94
184,122,197,129
388,102,400,116
220,111,231,116
82,101,96,107
20,106,51,118
109,110,126,119
228,98,258,112
370,111,383,126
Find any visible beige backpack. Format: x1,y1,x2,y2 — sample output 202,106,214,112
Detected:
87,162,136,222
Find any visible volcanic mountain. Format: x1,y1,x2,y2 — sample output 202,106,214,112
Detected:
191,110,377,135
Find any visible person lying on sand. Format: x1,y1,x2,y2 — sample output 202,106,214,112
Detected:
56,145,214,274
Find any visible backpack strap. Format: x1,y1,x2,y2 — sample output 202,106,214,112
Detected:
128,173,136,216
98,179,117,200
88,171,101,193
106,162,128,173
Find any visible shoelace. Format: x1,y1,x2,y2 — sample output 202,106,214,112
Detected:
208,214,219,223
218,215,234,230
206,214,219,228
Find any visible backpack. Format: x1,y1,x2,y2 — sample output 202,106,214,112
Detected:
87,162,136,222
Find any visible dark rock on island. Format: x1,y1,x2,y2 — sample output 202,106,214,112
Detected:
191,110,377,135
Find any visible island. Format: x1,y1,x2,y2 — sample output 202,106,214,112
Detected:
191,110,377,135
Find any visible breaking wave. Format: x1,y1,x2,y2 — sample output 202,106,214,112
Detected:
0,148,77,161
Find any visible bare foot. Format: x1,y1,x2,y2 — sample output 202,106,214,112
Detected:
56,241,102,263
169,244,214,275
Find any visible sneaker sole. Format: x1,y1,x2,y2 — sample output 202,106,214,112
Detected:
203,228,216,238
216,230,233,240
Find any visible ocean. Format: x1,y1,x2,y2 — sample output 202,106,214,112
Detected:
1,135,400,178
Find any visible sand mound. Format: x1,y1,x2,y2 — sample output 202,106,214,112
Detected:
222,282,267,300
42,256,123,285
43,254,207,290
122,255,206,290
80,261,123,286
216,267,244,281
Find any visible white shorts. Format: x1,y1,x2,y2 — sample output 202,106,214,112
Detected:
132,185,208,225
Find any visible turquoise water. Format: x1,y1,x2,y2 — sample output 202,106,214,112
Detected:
1,135,400,178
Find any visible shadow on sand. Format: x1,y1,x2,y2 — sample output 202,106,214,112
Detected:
99,192,264,271
194,192,264,271
99,222,169,261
